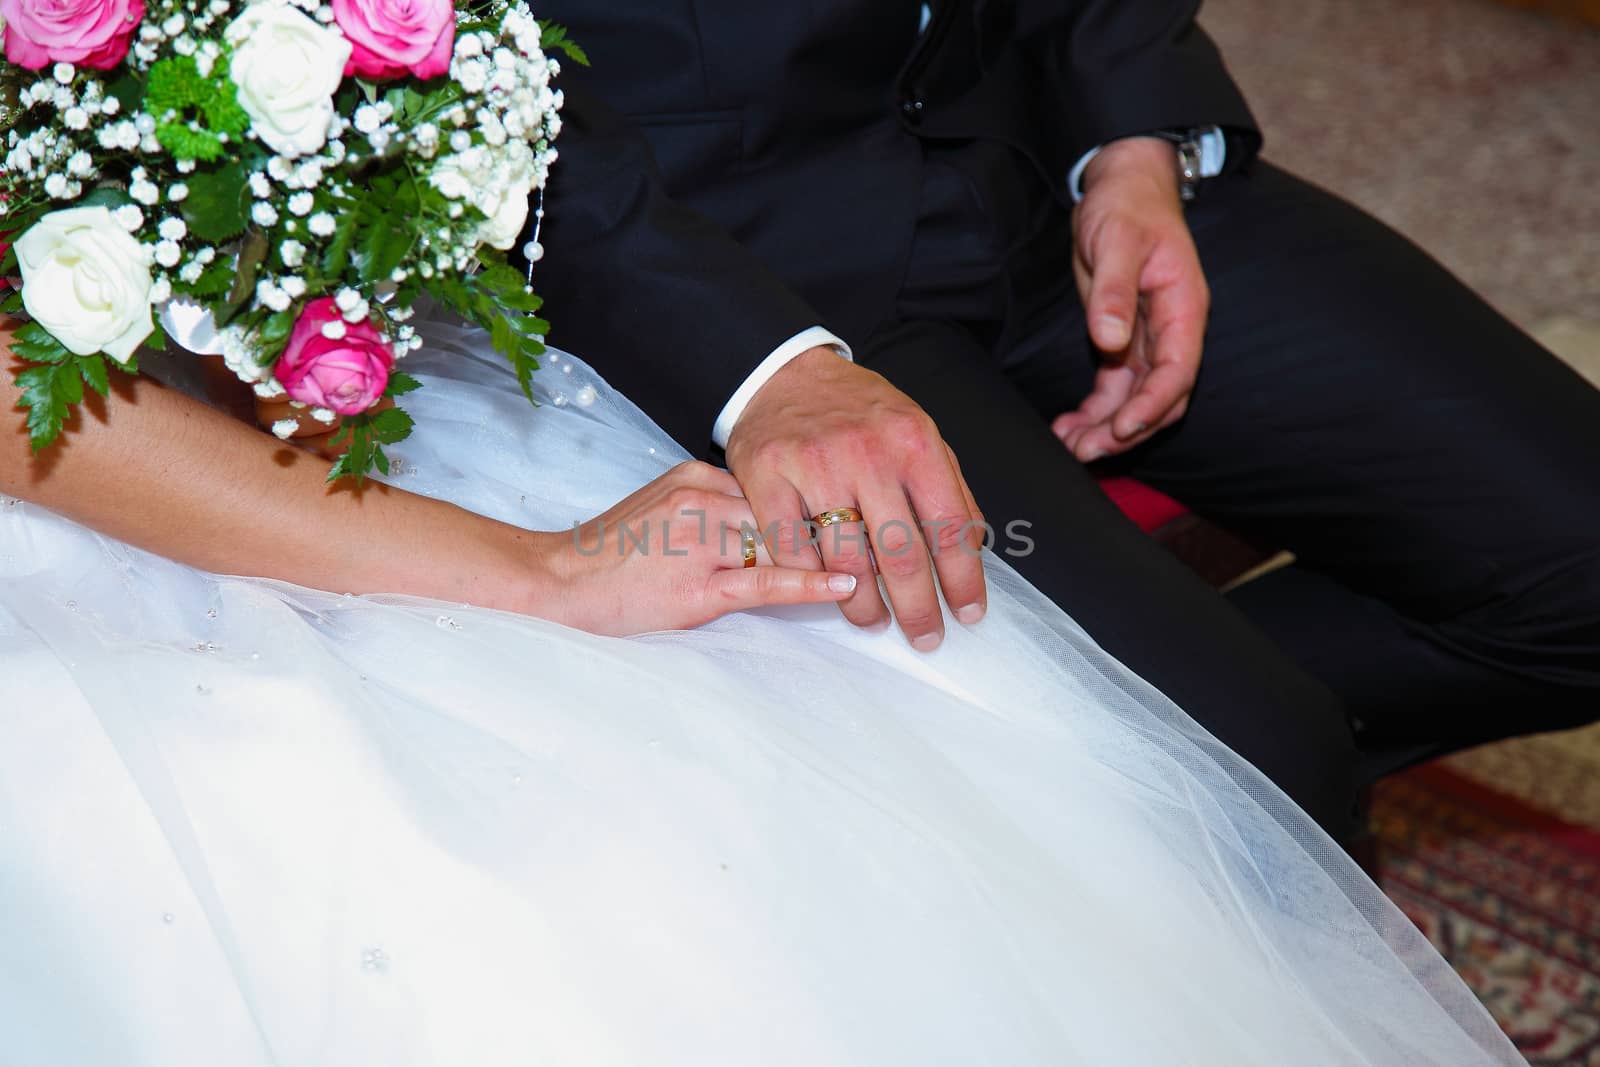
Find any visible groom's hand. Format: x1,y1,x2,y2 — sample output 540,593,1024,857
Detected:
1053,136,1209,462
725,350,987,651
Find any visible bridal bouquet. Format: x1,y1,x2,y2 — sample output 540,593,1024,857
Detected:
0,0,582,480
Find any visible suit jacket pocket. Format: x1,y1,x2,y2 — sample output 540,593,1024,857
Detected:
627,109,744,197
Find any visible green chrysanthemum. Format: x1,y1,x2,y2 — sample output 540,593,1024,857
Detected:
145,54,249,162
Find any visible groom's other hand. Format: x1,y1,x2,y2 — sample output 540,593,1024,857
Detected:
726,351,987,651
1053,136,1209,463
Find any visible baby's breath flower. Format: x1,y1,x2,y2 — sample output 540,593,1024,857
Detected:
308,212,336,237
114,205,146,231
255,279,291,312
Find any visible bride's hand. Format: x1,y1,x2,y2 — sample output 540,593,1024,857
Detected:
536,461,858,636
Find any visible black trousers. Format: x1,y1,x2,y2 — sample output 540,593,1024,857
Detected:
859,143,1600,842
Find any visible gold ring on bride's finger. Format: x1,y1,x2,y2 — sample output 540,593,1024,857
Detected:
812,507,864,528
741,528,758,568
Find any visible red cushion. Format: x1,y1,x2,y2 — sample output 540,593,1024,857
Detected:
1095,475,1189,533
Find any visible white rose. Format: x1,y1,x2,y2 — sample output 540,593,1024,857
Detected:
477,177,534,250
15,207,155,364
431,151,535,251
224,1,351,159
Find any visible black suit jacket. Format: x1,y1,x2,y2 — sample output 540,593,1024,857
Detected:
533,0,1259,452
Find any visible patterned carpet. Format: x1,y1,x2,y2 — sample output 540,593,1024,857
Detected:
1374,754,1600,1064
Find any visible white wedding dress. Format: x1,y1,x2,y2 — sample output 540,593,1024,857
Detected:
0,309,1523,1066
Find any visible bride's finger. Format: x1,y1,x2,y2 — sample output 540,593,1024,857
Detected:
709,500,775,568
705,567,857,613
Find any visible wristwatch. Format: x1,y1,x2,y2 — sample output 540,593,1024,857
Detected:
1066,126,1225,205
1155,130,1207,202
1174,136,1204,203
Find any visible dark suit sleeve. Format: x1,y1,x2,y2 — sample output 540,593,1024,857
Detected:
1020,0,1261,173
530,81,823,454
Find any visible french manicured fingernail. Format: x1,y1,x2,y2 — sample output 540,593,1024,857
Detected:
865,618,893,634
1084,449,1107,463
955,602,986,624
911,632,943,653
828,574,857,594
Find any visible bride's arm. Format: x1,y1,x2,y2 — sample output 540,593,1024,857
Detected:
1,319,550,610
0,319,852,633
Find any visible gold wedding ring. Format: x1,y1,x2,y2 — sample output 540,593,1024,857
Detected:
812,507,864,528
741,528,759,568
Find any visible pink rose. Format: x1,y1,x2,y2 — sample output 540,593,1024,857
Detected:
1,0,146,71
330,0,453,82
274,298,395,416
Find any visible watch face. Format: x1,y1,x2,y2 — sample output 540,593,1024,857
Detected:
1176,143,1202,201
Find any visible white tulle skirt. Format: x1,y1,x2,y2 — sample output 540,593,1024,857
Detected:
0,312,1523,1065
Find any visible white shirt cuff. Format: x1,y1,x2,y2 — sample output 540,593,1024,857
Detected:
1067,126,1228,202
711,326,853,449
